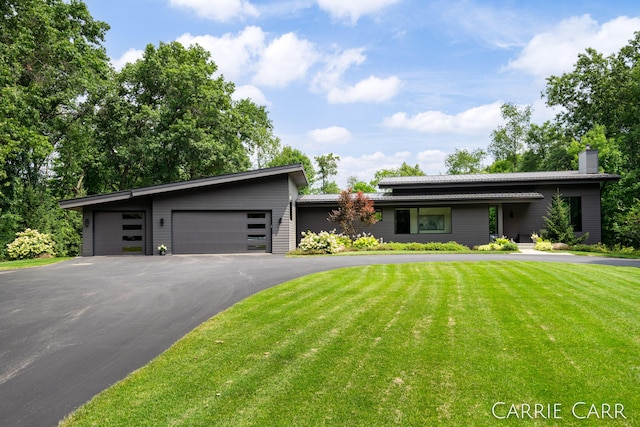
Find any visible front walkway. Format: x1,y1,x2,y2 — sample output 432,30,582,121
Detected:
514,243,574,256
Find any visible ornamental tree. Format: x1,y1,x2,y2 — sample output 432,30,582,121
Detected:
328,189,378,239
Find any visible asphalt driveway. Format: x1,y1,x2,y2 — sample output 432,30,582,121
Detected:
1,253,639,426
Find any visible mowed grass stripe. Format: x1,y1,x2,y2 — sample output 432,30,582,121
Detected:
61,262,640,427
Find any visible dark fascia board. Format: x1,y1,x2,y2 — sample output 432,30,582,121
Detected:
297,192,545,206
59,164,307,210
378,171,620,189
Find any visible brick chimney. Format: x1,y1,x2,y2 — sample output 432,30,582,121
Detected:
579,147,599,174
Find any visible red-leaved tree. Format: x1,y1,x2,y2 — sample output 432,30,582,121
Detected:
328,189,378,239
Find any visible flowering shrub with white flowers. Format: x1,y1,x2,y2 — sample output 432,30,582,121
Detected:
6,228,56,260
298,230,346,254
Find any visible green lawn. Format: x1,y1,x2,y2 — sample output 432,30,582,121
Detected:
60,261,640,426
0,257,72,270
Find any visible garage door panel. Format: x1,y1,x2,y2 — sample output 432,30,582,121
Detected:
94,212,146,255
172,211,271,254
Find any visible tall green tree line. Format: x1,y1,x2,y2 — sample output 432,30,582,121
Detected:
0,0,282,257
444,32,640,246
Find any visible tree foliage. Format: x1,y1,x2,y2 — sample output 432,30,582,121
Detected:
328,190,378,239
0,1,291,257
544,31,640,245
541,192,588,245
0,0,110,255
314,153,340,194
347,176,376,193
488,103,532,171
267,146,315,193
371,162,425,188
445,148,486,174
86,42,268,193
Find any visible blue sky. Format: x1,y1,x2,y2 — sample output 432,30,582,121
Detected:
83,0,640,187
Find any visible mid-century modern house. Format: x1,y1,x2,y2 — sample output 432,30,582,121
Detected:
60,149,619,255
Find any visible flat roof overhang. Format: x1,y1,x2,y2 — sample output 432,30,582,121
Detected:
297,192,545,207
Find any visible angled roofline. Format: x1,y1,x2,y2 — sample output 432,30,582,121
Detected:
59,164,308,210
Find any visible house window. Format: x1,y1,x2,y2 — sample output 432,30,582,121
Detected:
489,206,498,237
374,208,383,221
395,208,452,234
563,197,582,232
395,209,411,234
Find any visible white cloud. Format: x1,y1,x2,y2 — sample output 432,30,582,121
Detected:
232,85,270,106
308,126,352,144
317,0,402,23
336,150,411,187
434,1,532,48
169,0,258,22
111,48,144,70
327,76,402,103
252,33,320,87
416,149,448,174
383,101,503,134
311,47,367,93
176,27,265,81
507,15,640,78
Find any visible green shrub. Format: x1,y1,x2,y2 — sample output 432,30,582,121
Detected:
424,241,469,251
570,243,609,253
374,241,468,252
476,243,501,251
352,233,380,249
298,230,346,254
534,239,553,251
475,237,518,251
6,228,56,260
569,243,640,256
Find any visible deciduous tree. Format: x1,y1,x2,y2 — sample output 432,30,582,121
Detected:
314,153,340,194
328,190,378,239
445,148,486,174
0,0,110,255
267,146,315,193
489,103,532,171
89,42,256,192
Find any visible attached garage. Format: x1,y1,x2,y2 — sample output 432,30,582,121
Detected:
94,211,146,255
172,211,271,254
59,165,308,256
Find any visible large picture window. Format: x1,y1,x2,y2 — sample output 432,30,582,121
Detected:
395,208,452,234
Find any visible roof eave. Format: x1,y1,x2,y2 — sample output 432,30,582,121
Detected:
59,165,308,210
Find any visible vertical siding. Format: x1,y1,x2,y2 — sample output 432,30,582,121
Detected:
297,186,605,248
82,199,152,256
82,208,93,256
152,175,292,254
501,184,603,243
297,204,491,248
288,177,299,252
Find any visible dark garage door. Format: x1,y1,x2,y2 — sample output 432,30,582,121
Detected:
172,211,271,254
94,211,146,255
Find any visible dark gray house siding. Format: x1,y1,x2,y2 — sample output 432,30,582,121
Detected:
61,165,307,256
298,204,491,248
81,198,153,256
503,184,603,243
152,175,295,254
296,150,617,248
60,151,616,255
